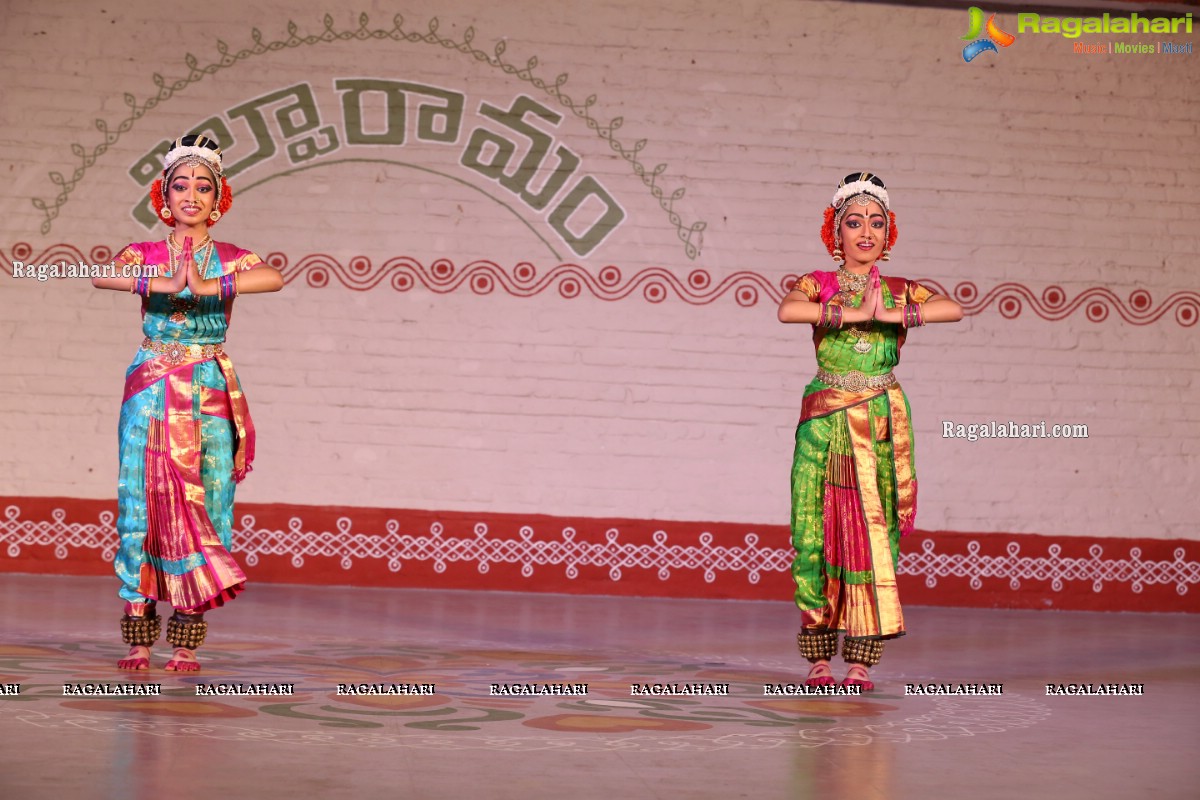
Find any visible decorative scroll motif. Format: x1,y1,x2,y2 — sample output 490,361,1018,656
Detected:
3,505,1198,595
914,280,1200,327
232,519,790,584
2,506,118,562
30,13,706,257
274,253,777,306
905,539,1200,595
6,243,1199,323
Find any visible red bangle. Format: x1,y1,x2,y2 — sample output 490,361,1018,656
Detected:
903,303,924,328
817,303,843,328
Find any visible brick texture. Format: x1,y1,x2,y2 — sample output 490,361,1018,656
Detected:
0,0,1196,540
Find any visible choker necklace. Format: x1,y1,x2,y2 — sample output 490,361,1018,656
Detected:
167,232,212,251
836,266,869,296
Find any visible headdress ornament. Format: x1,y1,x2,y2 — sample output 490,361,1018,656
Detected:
832,171,889,211
163,134,224,178
820,171,898,262
151,133,234,227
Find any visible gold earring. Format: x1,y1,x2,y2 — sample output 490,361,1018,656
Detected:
880,250,890,262
209,210,221,223
832,247,845,265
159,207,172,221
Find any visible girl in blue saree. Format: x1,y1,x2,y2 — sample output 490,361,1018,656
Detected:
92,134,283,671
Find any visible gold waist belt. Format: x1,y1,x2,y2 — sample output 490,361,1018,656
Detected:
815,369,897,392
141,337,225,365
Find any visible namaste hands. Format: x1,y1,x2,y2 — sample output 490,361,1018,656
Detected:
157,235,191,294
842,266,901,325
182,236,211,295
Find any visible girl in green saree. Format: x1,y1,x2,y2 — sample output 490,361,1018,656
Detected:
777,173,963,690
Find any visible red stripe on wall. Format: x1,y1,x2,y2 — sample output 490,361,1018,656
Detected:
1,496,1196,612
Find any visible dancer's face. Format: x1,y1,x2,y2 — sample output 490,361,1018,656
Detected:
166,165,217,227
839,199,886,268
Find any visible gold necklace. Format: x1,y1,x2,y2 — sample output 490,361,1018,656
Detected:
167,232,212,255
836,266,868,295
836,267,873,353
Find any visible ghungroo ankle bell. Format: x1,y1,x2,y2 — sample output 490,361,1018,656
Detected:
120,613,161,646
797,630,839,663
842,636,884,666
166,612,209,650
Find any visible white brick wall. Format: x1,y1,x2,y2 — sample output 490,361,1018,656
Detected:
1,0,1197,539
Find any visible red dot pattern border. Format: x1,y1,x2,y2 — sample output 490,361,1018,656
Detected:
5,243,1198,325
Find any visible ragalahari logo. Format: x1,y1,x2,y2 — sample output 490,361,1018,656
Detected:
962,7,1016,62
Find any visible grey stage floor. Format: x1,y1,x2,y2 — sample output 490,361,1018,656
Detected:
1,574,1197,800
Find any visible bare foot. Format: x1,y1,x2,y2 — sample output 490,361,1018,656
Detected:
164,647,201,672
804,659,835,687
841,663,874,691
117,645,151,671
